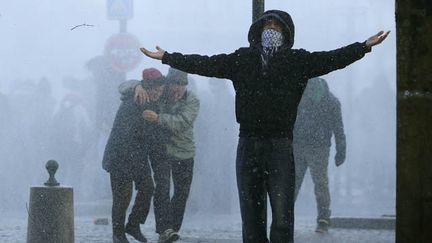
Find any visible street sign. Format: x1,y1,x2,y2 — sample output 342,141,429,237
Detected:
107,0,133,20
104,33,142,72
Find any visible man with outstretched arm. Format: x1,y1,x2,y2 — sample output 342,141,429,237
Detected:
139,9,389,243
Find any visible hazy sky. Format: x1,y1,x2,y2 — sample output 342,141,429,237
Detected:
0,0,395,95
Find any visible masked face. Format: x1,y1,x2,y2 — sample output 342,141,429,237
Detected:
261,29,284,49
261,18,284,48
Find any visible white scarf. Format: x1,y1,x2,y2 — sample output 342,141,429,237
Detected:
261,29,284,68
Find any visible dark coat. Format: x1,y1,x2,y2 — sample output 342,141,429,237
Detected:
102,98,170,174
293,78,345,150
161,10,371,139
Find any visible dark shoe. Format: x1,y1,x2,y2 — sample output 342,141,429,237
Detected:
170,231,180,241
315,219,330,233
125,223,147,242
113,234,130,243
158,229,178,243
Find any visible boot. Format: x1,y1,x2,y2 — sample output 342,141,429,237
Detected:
315,219,330,233
125,223,148,242
113,233,130,243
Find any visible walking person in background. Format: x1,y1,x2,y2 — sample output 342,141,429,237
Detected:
102,68,168,243
86,55,125,138
293,77,346,233
120,68,200,243
139,9,389,243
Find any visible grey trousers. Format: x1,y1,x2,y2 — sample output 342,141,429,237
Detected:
293,144,331,221
151,157,194,234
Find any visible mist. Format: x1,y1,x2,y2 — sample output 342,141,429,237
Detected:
0,0,395,239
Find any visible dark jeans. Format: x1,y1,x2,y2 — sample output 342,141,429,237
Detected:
293,144,331,221
151,157,194,234
236,137,295,243
110,164,154,236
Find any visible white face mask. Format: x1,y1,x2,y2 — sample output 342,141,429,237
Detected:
261,29,284,49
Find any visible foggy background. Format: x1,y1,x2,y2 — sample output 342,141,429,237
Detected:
0,0,395,227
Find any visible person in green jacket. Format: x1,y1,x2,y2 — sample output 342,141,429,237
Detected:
120,68,200,243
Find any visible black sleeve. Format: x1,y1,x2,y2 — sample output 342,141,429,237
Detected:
162,50,241,80
301,42,371,78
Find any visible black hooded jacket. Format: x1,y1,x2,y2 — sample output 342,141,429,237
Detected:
162,10,371,139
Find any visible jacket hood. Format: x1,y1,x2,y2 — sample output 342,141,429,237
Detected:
248,10,295,49
304,77,330,102
166,67,188,85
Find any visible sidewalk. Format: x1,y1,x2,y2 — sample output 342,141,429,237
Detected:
0,214,395,243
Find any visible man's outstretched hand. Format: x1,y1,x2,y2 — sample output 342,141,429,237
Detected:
140,46,166,60
366,31,390,48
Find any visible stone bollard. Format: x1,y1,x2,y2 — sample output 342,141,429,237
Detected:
27,160,74,243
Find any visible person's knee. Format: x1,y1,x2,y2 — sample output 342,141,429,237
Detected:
314,180,329,192
154,172,170,185
113,196,131,210
140,182,154,195
178,177,193,190
154,179,170,195
271,215,293,234
135,177,155,194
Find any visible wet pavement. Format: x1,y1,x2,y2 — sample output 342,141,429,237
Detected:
0,214,395,243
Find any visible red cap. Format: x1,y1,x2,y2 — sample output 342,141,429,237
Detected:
142,68,163,80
